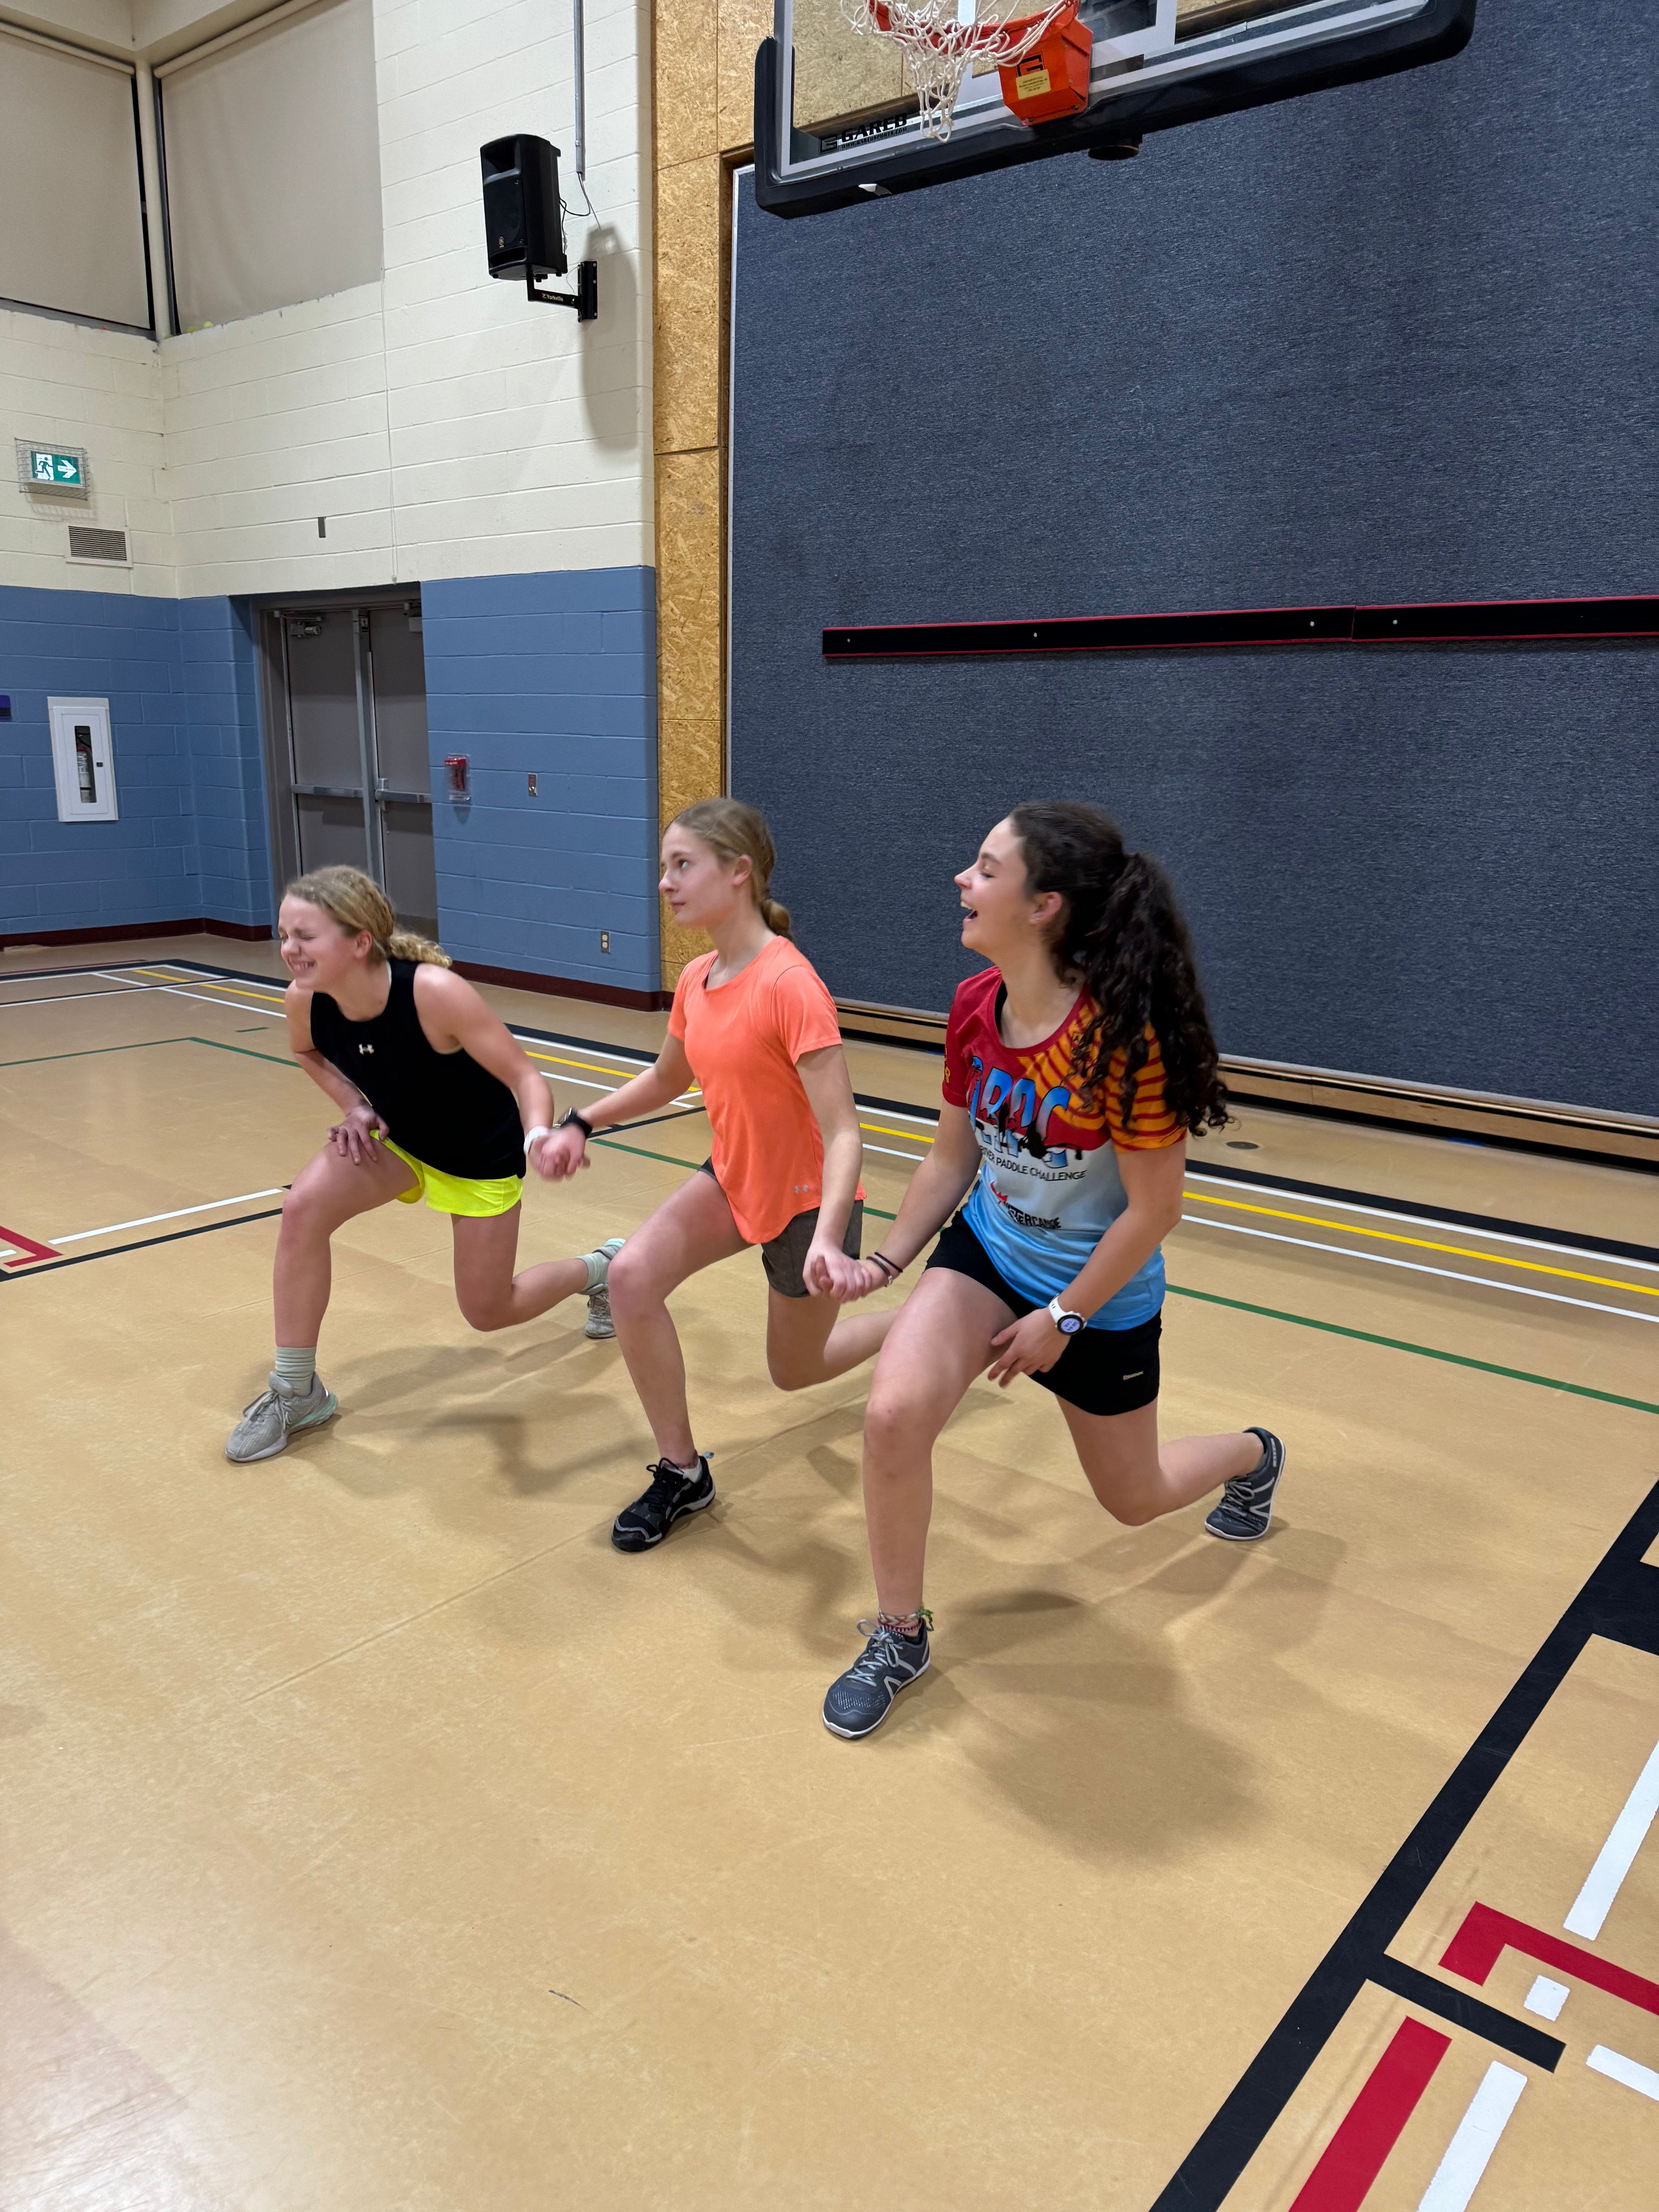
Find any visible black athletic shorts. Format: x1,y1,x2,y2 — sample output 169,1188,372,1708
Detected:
697,1160,863,1298
925,1211,1161,1418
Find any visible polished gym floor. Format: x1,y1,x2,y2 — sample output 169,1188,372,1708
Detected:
3,933,1656,2210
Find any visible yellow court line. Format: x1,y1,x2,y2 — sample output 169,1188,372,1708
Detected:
137,968,287,1007
524,1049,660,1082
861,1121,935,1143
1186,1190,1659,1301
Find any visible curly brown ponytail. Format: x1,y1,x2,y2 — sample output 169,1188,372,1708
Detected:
671,799,792,937
284,867,452,967
1007,801,1227,1137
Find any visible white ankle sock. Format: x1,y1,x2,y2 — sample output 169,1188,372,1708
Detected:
274,1346,316,1392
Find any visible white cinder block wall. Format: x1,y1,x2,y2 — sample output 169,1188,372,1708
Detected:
0,308,171,594
0,0,653,599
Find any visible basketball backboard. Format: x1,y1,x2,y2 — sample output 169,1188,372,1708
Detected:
755,0,1477,216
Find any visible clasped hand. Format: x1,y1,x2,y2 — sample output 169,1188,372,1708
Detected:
529,1124,589,1181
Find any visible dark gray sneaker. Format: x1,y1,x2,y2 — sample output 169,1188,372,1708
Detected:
1204,1427,1285,1541
225,1372,338,1463
822,1617,931,1739
611,1455,714,1552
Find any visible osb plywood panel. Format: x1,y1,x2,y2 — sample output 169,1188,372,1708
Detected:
656,0,721,168
654,154,725,458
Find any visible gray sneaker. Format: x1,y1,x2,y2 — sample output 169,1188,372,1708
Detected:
1204,1427,1285,1541
225,1372,338,1463
584,1236,626,1340
823,1616,932,1739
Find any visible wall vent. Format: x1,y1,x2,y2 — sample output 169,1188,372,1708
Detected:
67,526,129,563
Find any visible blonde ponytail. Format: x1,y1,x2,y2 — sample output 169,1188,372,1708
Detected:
672,798,792,938
284,867,452,967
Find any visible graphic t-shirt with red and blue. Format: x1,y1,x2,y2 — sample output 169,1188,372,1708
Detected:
941,967,1184,1331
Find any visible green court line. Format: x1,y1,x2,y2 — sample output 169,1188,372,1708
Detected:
11,1057,1649,1419
591,1133,1657,1417
1166,1284,1659,1417
187,1034,297,1067
0,1037,197,1069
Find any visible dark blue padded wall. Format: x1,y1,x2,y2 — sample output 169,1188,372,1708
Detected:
728,0,1658,1115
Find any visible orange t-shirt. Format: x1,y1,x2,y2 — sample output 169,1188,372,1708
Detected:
668,934,850,1244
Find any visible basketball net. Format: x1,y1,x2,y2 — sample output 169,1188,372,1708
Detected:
841,0,1079,143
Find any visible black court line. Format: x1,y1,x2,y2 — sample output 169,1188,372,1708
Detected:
109,961,1659,1264
1150,1475,1659,2211
1365,1954,1563,2070
0,1207,285,1281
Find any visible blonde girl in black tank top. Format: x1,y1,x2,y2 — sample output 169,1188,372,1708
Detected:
225,867,623,1464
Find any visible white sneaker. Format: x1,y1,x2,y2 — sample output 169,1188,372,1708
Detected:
225,1372,338,1463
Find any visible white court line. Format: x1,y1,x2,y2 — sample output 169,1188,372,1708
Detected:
1185,1170,1659,1276
92,970,290,1019
1182,1214,1659,1324
1523,1975,1570,2021
1415,2062,1527,2211
0,983,154,1009
863,1142,928,1162
51,1190,285,1244
1586,2046,1659,2102
1564,1738,1659,1939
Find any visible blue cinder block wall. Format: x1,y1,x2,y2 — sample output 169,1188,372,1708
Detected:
2,571,663,995
0,585,272,938
424,567,660,998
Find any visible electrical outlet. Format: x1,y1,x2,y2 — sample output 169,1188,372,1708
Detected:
600,931,610,954
527,772,538,796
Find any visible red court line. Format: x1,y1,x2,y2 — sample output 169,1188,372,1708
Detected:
0,1222,61,1266
1441,1902,1659,2018
1288,2017,1451,2212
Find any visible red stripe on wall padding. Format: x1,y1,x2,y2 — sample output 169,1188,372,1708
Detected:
822,594,1659,659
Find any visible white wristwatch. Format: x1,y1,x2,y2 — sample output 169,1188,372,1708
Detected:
1047,1295,1087,1337
522,1124,553,1155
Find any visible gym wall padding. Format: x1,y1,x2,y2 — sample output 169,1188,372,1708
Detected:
727,0,1659,1117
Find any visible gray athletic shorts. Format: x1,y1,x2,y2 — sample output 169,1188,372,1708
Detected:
697,1159,863,1298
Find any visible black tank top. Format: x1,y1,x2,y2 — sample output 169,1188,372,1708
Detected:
307,960,524,1181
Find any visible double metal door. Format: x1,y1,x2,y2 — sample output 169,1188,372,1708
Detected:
277,601,437,940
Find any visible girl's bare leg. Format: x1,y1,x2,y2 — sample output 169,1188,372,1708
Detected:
450,1207,594,1331
606,1172,747,1464
765,1291,895,1391
860,1269,1011,1618
274,1140,417,1347
1058,1398,1261,1525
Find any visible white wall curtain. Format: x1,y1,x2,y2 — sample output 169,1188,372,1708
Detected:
0,31,149,329
160,0,383,332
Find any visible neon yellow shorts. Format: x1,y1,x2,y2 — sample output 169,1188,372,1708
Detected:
382,1138,523,1218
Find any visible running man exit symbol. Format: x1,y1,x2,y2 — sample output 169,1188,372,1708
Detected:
16,442,89,495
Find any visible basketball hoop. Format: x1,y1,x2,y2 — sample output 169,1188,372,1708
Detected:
841,0,1081,143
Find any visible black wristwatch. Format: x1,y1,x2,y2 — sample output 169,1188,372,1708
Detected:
559,1107,594,1139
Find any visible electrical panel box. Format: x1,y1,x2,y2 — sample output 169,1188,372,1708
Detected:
47,697,118,822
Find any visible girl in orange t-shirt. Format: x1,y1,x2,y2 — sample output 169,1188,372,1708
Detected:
539,800,892,1551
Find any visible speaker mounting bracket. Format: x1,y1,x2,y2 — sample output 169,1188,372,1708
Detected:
527,261,598,320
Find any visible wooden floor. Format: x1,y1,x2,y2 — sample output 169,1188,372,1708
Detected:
3,933,1656,2212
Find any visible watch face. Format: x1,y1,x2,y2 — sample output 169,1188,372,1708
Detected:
1059,1313,1085,1335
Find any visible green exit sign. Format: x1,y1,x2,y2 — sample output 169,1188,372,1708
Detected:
15,441,89,496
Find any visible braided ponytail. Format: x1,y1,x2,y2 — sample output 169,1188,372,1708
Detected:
284,866,452,967
1007,801,1227,1136
671,799,792,938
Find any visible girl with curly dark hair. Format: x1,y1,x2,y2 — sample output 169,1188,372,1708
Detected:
821,801,1286,1739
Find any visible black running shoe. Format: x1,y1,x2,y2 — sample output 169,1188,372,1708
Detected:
1204,1427,1286,1542
611,1456,715,1552
822,1618,931,1739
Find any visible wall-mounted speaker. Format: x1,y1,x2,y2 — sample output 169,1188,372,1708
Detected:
481,134,567,283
